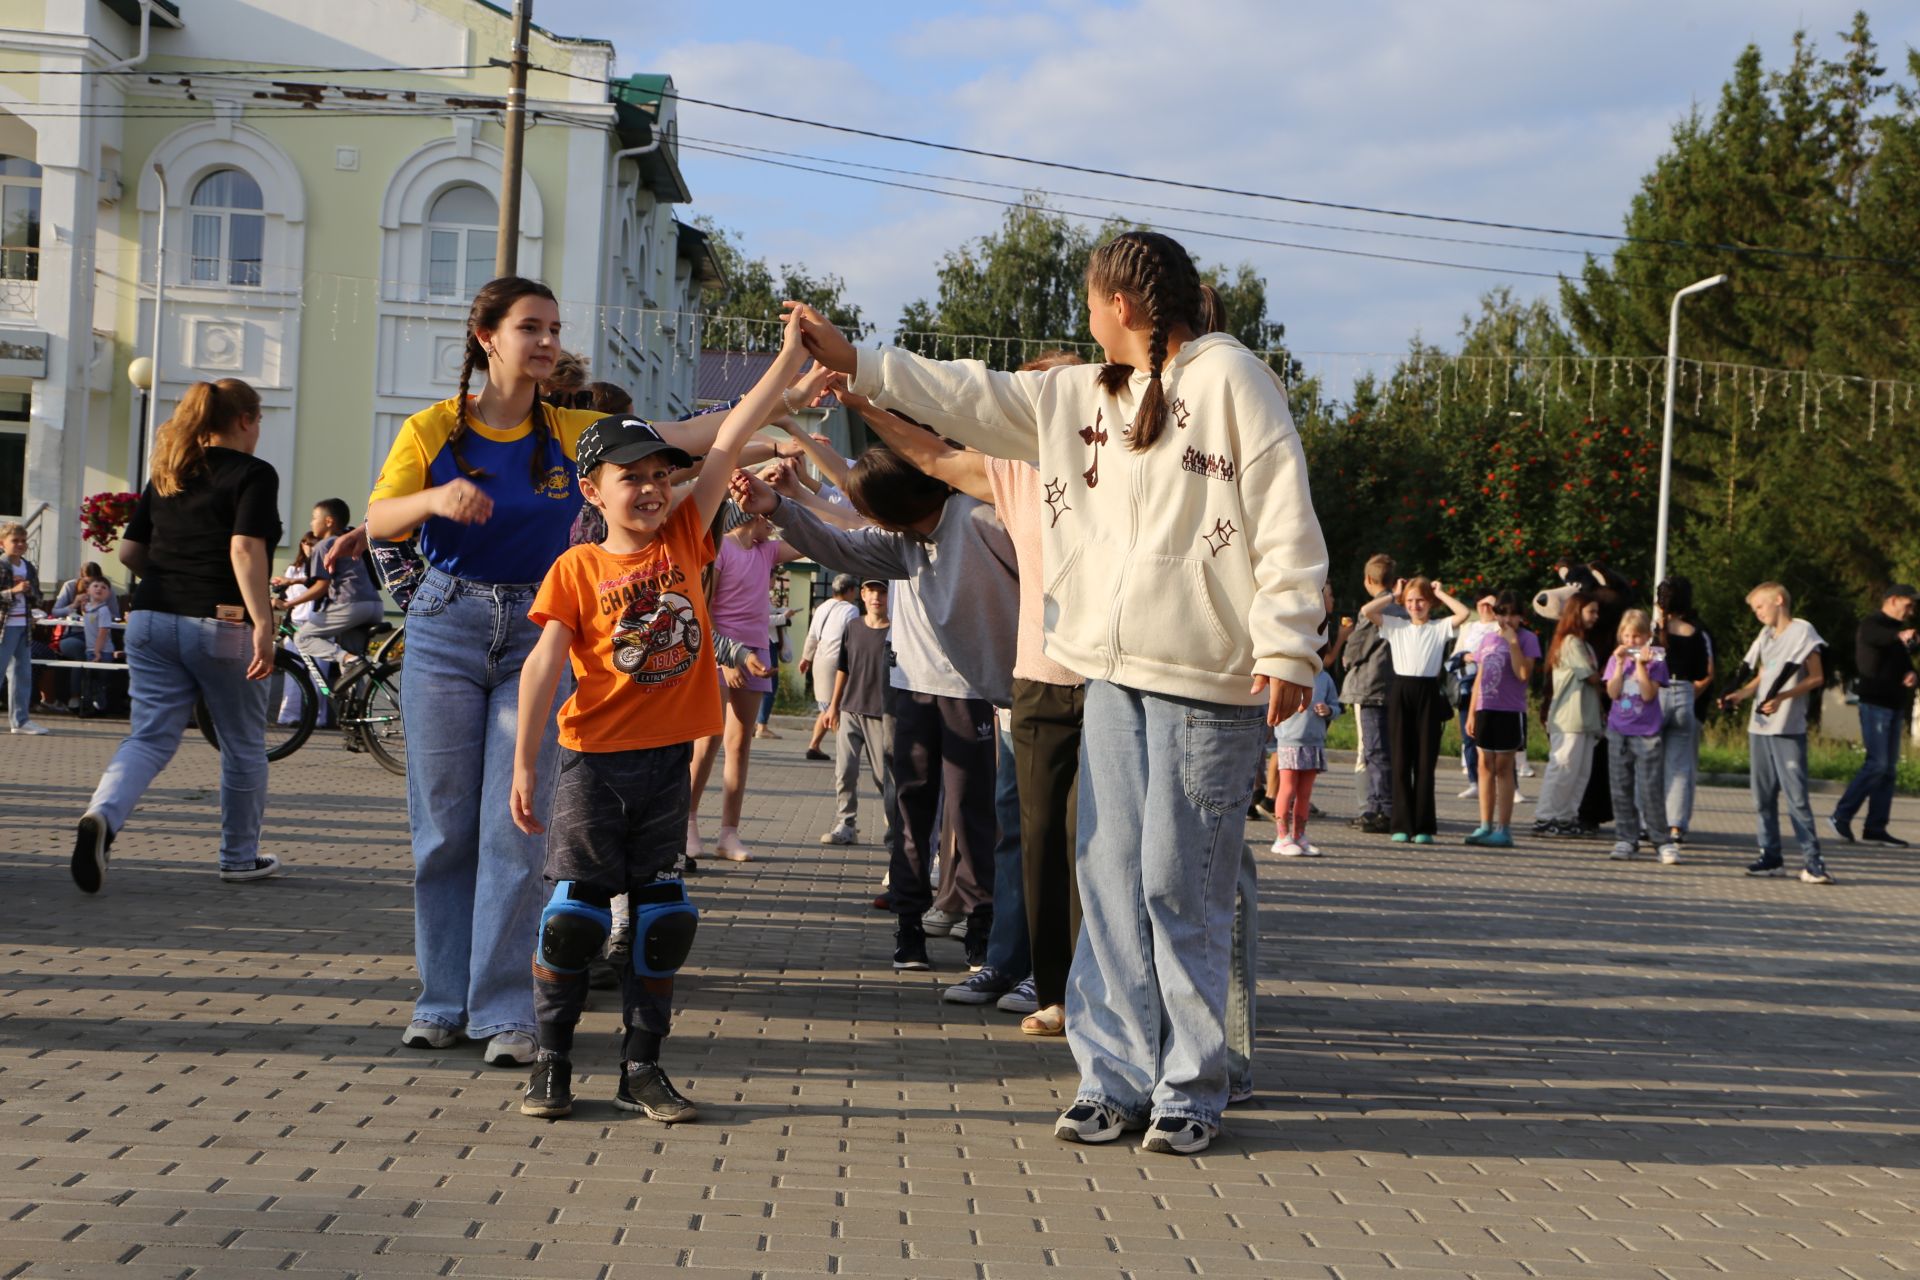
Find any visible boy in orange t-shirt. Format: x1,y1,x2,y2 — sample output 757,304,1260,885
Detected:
510,312,811,1123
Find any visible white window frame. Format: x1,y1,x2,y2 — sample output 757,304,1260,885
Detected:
0,154,41,284
423,185,498,302
188,168,266,289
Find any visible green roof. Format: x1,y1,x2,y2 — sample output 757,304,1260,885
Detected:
611,73,691,204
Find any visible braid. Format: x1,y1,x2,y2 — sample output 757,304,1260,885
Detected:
1129,242,1172,451
1087,232,1203,452
528,391,556,489
448,337,489,480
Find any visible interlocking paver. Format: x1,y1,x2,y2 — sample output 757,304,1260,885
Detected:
5,717,1920,1277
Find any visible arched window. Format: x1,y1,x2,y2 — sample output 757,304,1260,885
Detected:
0,155,42,282
189,168,265,287
425,184,497,300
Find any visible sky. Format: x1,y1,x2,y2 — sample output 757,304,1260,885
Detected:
545,0,1920,391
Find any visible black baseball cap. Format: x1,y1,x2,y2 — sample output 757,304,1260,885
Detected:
575,416,693,475
1887,583,1919,600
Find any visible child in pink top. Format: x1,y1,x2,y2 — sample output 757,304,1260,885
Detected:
689,514,804,864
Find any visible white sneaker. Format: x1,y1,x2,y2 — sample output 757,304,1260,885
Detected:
714,828,753,862
1657,843,1682,865
1300,841,1323,857
401,1020,460,1050
10,720,49,735
1608,843,1635,861
1457,784,1479,799
1273,838,1305,857
1514,788,1530,804
1519,762,1536,778
818,823,857,845
483,1030,537,1067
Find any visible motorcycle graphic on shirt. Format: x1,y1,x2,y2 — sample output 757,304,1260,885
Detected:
612,586,703,685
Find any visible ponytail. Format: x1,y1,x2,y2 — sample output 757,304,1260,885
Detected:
151,378,261,496
1086,231,1204,452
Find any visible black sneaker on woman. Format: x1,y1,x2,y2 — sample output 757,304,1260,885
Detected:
616,1062,697,1123
520,1052,573,1119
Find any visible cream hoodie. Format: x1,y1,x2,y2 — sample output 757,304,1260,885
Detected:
852,332,1328,705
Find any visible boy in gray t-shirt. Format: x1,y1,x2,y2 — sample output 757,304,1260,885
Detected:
1719,582,1830,882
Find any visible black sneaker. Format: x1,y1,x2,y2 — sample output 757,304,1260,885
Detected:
615,1062,697,1123
1746,856,1787,877
520,1052,573,1118
1361,812,1392,835
893,919,930,971
1054,1100,1130,1144
963,906,992,971
70,811,112,895
682,854,700,876
804,748,831,761
1825,815,1856,845
1861,829,1909,848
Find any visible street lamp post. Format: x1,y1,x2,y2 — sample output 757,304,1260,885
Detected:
127,355,153,484
1652,274,1728,591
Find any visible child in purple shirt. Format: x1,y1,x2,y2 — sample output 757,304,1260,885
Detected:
1603,608,1681,864
1463,591,1540,848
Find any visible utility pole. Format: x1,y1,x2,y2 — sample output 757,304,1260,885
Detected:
494,0,531,276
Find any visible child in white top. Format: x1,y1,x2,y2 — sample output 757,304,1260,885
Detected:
1361,576,1470,842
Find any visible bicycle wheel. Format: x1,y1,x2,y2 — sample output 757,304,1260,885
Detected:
198,649,317,762
353,659,407,776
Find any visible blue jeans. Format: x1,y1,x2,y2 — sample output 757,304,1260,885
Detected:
86,611,268,869
1834,702,1903,833
1226,839,1257,1099
1659,684,1699,835
1749,733,1822,868
1358,704,1390,814
401,569,560,1039
1068,680,1267,1130
983,716,1030,979
1,623,30,727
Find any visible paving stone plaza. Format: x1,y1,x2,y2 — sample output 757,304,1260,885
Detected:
3,720,1918,1279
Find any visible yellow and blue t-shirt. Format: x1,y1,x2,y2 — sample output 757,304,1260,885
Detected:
371,397,605,585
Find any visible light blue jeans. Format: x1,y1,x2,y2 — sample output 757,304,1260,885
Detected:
1749,732,1822,868
1227,838,1258,1099
401,569,560,1039
1,622,30,727
1659,683,1700,835
86,611,268,869
983,717,1031,980
1068,680,1268,1130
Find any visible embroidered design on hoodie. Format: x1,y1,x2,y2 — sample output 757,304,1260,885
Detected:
1181,446,1236,482
1203,518,1238,557
1078,410,1108,489
1043,477,1071,527
1171,398,1191,430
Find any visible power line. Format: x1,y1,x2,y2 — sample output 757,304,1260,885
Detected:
531,69,1914,271
0,63,490,77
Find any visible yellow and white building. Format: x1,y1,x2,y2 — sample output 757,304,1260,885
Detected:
0,0,721,576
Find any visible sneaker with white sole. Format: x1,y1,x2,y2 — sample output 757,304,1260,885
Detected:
1228,1082,1255,1104
997,976,1040,1015
520,1052,572,1118
483,1030,537,1067
1300,841,1323,857
219,855,286,883
943,965,1013,1005
1273,838,1305,857
401,1020,460,1050
713,829,753,862
616,1062,697,1123
10,720,49,735
1608,842,1635,861
70,811,112,895
1457,783,1479,799
920,908,965,937
1800,860,1836,885
818,822,857,845
1518,762,1536,778
1141,1116,1214,1155
1657,843,1682,865
1054,1100,1131,1144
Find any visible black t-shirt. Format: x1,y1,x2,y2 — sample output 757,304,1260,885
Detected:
1855,612,1917,709
836,618,893,718
1661,625,1713,684
125,448,283,621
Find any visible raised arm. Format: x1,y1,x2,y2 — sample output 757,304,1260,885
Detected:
685,313,812,530
735,468,914,583
836,380,993,505
1431,581,1472,626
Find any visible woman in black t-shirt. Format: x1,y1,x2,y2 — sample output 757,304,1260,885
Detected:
68,378,284,894
1655,576,1715,842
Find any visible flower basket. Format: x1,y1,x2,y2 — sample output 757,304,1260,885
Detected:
80,490,141,552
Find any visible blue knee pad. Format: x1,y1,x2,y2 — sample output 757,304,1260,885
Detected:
535,882,611,979
632,879,699,979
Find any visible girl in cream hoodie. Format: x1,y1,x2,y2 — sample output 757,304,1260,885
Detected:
788,230,1328,1155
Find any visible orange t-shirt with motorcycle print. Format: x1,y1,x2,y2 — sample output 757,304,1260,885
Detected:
529,500,722,753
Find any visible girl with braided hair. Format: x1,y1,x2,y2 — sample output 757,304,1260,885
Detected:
787,229,1328,1155
367,276,805,1068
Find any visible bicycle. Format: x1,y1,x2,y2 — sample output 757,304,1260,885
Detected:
196,618,407,775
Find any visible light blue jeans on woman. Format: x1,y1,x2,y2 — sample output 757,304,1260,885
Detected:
1068,680,1268,1131
1659,682,1700,835
86,611,268,869
401,569,560,1040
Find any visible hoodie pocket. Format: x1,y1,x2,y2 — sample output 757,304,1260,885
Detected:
1042,541,1112,647
1115,554,1243,672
